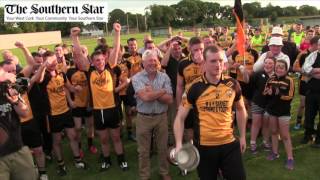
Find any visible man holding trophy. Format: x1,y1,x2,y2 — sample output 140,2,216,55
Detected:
174,45,247,180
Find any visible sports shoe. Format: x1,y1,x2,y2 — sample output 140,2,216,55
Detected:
39,174,49,180
57,165,67,176
250,144,258,155
294,123,302,130
89,145,98,154
267,152,280,161
285,159,294,170
263,142,271,152
100,161,111,171
119,161,129,171
75,160,88,169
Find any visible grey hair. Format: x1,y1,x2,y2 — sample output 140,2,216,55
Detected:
142,49,158,61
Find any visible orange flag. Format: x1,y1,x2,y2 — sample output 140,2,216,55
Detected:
233,0,245,56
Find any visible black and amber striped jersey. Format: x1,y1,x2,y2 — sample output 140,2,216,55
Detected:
264,75,294,116
117,59,131,96
249,71,271,108
231,49,259,82
218,35,232,49
66,68,90,108
293,49,311,81
182,75,242,146
178,57,203,89
40,71,69,116
19,93,33,123
87,66,116,110
122,52,142,77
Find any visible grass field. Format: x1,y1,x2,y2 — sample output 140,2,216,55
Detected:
2,32,320,180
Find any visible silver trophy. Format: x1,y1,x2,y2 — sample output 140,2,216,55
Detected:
169,143,200,172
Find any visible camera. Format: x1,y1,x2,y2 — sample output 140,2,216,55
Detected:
0,77,30,99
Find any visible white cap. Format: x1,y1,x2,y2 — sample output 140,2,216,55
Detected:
269,37,283,46
271,27,283,36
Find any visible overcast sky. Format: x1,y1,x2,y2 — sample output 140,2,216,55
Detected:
1,0,319,14
108,0,320,14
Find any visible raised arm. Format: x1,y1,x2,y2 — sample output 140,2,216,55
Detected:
70,27,89,71
108,23,121,68
15,41,35,66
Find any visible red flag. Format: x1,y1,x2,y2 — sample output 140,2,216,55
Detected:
233,0,245,56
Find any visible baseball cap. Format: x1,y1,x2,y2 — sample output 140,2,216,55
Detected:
271,27,284,36
269,37,283,46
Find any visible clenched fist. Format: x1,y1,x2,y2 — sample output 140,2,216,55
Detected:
14,41,24,49
113,23,121,33
70,27,81,36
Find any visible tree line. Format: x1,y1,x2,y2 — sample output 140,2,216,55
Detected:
1,0,320,36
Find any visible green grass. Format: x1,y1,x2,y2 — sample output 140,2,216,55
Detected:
3,34,320,180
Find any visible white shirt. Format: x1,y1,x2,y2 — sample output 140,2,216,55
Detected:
302,50,318,74
253,52,290,72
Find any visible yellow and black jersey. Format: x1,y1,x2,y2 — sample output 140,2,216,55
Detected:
87,66,116,110
110,65,122,105
231,49,259,82
182,75,242,146
122,52,142,77
264,75,294,116
117,59,131,96
40,71,69,116
293,49,311,82
66,68,90,108
19,93,33,123
56,62,66,73
218,35,232,49
178,57,203,89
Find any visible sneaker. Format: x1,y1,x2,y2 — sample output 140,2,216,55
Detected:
75,160,88,169
119,161,128,171
39,174,49,180
100,161,111,171
263,142,271,152
294,123,302,130
57,165,67,176
300,135,312,144
285,159,294,170
250,144,258,155
89,145,98,154
267,152,280,161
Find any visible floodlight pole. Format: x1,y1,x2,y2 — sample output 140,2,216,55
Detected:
127,13,130,34
136,14,139,33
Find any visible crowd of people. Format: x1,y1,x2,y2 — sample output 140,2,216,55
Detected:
1,21,320,180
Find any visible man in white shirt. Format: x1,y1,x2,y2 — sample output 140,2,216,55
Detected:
253,37,290,72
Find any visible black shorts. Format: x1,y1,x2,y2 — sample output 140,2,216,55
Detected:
120,95,130,106
21,119,42,148
72,107,93,118
93,107,120,130
185,108,195,129
48,111,74,133
239,81,253,100
299,80,307,96
197,140,246,180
